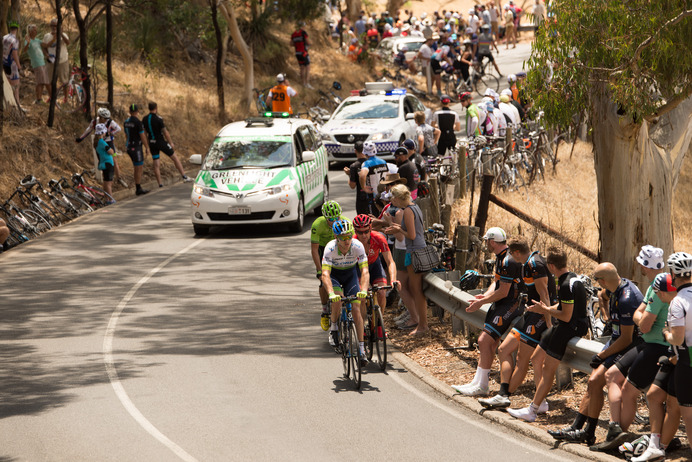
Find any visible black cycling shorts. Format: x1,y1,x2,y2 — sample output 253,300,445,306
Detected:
616,342,670,391
675,348,692,406
484,299,524,340
127,145,144,166
431,59,443,75
652,361,676,397
540,320,587,361
295,52,310,66
512,312,549,349
101,163,115,182
150,140,174,159
369,257,387,285
478,51,495,63
600,339,637,370
317,245,325,287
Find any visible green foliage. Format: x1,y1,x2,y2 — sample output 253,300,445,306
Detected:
526,1,692,128
88,21,107,57
277,0,327,22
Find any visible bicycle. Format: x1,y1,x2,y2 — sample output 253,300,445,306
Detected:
579,275,610,342
20,175,73,223
446,59,500,99
59,65,86,111
11,179,61,227
330,294,363,389
71,171,115,207
363,284,391,371
425,223,457,271
0,198,51,237
252,86,272,114
47,178,94,216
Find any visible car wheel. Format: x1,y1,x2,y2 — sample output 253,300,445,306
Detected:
193,224,210,236
289,196,305,233
314,180,329,215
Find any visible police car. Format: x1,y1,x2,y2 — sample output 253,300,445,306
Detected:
189,115,329,235
320,82,430,162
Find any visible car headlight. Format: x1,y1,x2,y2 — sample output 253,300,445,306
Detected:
369,130,394,141
246,182,294,197
193,184,214,197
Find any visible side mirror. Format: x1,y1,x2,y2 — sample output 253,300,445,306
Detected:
405,113,415,121
302,151,316,163
189,154,202,165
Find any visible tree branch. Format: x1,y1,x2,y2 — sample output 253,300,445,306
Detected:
645,92,692,121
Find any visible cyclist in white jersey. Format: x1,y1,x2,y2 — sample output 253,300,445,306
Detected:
322,219,370,363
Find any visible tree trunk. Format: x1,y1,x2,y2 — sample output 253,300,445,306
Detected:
210,0,225,122
106,0,113,108
385,0,404,17
10,0,19,21
344,0,361,23
72,0,91,119
47,1,62,128
592,85,692,286
220,1,253,112
0,0,10,39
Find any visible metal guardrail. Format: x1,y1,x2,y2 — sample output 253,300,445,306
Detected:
423,273,603,375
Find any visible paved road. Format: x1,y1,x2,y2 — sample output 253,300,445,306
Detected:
0,166,590,461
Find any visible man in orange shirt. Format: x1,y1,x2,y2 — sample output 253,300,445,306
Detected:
266,73,297,114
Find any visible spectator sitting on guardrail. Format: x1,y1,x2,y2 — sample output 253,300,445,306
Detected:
505,246,588,422
452,227,523,396
631,273,678,462
0,218,10,250
478,237,555,412
546,262,643,446
592,246,670,452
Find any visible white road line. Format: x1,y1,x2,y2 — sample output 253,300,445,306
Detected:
388,371,568,461
103,239,204,462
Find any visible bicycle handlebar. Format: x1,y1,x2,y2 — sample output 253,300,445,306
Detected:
370,285,393,293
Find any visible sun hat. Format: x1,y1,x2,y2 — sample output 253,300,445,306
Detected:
94,123,108,136
380,173,408,185
636,245,665,270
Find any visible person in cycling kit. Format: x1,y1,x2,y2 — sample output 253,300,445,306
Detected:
476,24,502,76
76,107,126,187
359,141,389,215
460,92,486,137
122,104,150,196
291,22,311,87
312,201,348,330
142,101,193,187
432,95,461,157
322,219,370,363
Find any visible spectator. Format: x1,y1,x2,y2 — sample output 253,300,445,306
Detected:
506,246,588,421
42,18,70,98
453,227,524,396
480,5,491,28
3,21,21,106
384,184,429,336
93,123,116,203
402,138,427,183
532,0,546,30
477,24,503,76
392,147,419,199
0,218,10,250
503,5,517,49
359,141,389,215
548,262,642,446
432,94,461,157
499,89,521,125
658,252,692,455
417,37,434,95
460,92,487,137
479,237,555,412
366,22,379,49
142,102,193,187
454,39,475,87
76,107,127,187
22,24,50,104
488,1,500,38
344,140,369,215
266,73,296,115
415,111,440,157
593,246,669,451
467,8,480,33
633,274,679,461
290,22,312,88
354,15,366,37
122,104,150,196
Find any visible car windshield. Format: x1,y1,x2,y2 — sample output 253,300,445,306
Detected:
202,136,294,170
398,41,423,52
332,100,400,119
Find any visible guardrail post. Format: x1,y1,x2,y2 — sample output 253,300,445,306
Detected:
455,224,480,271
555,364,573,389
457,144,467,198
474,175,493,237
417,177,440,227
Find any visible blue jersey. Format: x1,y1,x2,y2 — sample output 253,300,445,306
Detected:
608,278,643,342
96,138,114,170
361,156,388,196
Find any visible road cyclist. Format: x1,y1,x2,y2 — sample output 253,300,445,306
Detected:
321,219,371,366
311,200,348,330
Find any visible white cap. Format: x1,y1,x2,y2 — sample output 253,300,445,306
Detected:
483,227,507,242
468,8,475,14
636,245,665,270
276,73,285,82
421,12,427,18
501,88,512,97
94,123,108,135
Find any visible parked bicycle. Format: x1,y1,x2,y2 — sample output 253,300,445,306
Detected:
71,171,115,206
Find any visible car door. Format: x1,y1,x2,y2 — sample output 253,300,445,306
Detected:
295,125,320,208
403,96,417,139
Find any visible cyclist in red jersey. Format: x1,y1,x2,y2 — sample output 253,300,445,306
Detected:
291,22,312,88
353,215,399,311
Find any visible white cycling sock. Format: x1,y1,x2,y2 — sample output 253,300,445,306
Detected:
359,341,365,355
478,368,491,388
469,366,482,385
330,323,338,331
650,433,661,449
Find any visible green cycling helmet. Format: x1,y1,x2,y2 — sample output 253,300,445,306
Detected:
332,218,354,237
321,200,342,220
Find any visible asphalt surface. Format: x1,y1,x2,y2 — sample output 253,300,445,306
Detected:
0,166,592,462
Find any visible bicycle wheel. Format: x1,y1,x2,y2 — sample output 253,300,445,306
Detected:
364,303,374,361
63,83,85,110
475,74,499,97
87,186,115,206
22,209,52,234
340,318,350,377
373,306,387,371
64,193,94,214
347,321,362,389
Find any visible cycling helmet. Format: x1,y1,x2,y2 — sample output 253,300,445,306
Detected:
332,81,342,90
332,218,354,237
508,74,517,84
462,39,472,46
667,252,692,277
417,181,430,198
652,273,675,292
459,92,472,102
474,135,488,146
353,214,372,229
400,45,409,52
321,200,342,220
459,270,481,291
363,141,377,156
97,107,111,119
483,227,507,242
465,27,474,34
94,123,108,136
440,94,452,104
636,245,664,269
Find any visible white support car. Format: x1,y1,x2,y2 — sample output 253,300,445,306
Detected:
189,115,329,235
320,82,430,162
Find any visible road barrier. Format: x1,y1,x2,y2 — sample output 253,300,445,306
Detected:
423,273,603,375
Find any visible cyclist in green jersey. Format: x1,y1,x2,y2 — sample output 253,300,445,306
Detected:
311,201,347,330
